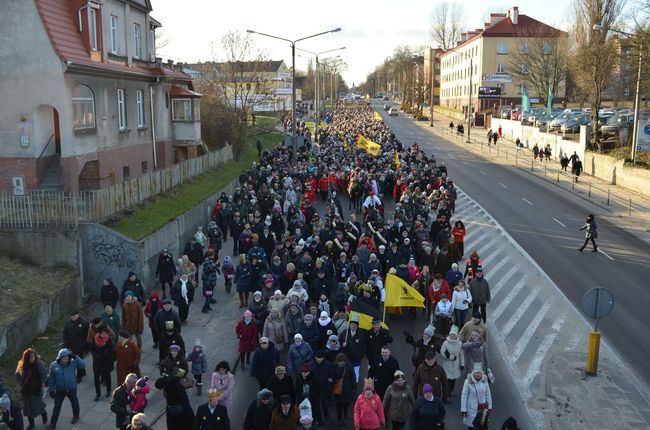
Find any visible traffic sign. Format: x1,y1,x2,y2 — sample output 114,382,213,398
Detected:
581,287,614,331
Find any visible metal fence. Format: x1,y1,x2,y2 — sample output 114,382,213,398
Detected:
0,147,232,231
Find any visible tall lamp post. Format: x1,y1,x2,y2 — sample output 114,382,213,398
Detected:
426,48,436,127
594,24,642,164
247,27,341,161
445,47,473,143
296,47,346,129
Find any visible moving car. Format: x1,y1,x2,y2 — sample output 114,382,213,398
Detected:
388,108,398,116
383,104,390,111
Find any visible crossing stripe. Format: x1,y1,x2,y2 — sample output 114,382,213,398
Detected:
510,300,554,362
464,231,492,253
483,255,508,278
522,318,565,385
491,266,519,296
500,288,540,335
492,276,527,320
476,237,501,259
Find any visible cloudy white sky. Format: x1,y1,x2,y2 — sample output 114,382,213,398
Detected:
153,1,577,86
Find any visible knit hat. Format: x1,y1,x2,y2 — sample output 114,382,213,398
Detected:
425,350,436,360
260,336,269,344
244,310,253,318
163,298,172,305
315,350,326,358
300,363,311,373
259,388,273,399
471,330,481,337
169,344,181,353
449,325,459,336
294,333,303,341
304,314,314,321
136,376,148,388
253,290,262,297
275,366,286,374
394,370,405,380
280,394,292,405
0,394,11,414
423,326,434,338
422,383,434,394
125,373,138,383
119,330,130,339
472,311,482,319
274,289,282,296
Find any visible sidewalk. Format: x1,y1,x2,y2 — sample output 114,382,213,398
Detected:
417,111,650,246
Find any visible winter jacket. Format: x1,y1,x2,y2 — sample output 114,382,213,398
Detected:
63,317,90,356
269,405,300,430
110,383,130,428
354,393,386,429
298,323,321,351
121,277,146,303
156,253,177,283
287,342,313,376
460,374,492,427
47,349,86,392
192,403,230,430
368,355,400,399
445,268,463,288
409,395,446,429
90,334,115,374
412,361,448,401
428,280,452,304
244,396,276,430
121,301,144,336
263,318,289,352
284,305,304,339
210,372,234,411
462,341,490,374
101,309,122,339
171,279,195,307
235,263,253,293
382,382,415,423
236,319,259,353
115,339,141,384
267,375,296,405
451,288,472,311
440,337,464,380
250,343,277,383
332,361,356,403
186,347,207,376
366,328,393,361
459,320,488,343
469,277,491,305
154,308,182,335
101,282,120,308
143,292,163,328
343,329,367,362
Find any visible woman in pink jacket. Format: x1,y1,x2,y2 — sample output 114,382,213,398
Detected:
354,379,386,430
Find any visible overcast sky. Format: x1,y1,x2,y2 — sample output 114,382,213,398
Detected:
153,1,576,87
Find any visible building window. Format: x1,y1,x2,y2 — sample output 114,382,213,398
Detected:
521,43,530,54
520,64,529,74
89,8,98,50
149,29,155,60
110,15,119,54
542,42,553,55
136,89,145,127
117,88,127,129
497,43,508,54
72,85,95,129
141,160,148,173
171,98,192,121
498,83,507,94
123,165,130,180
497,63,506,74
134,23,142,59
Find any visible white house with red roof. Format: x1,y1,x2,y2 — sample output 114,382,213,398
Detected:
0,0,202,193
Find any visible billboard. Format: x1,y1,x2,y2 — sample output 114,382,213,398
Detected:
478,87,501,99
637,120,650,152
483,74,513,83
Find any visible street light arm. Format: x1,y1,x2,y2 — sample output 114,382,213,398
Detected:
295,27,341,43
246,30,293,45
592,24,635,38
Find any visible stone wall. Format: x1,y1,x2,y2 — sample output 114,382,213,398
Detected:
0,230,80,270
0,277,82,358
586,152,650,197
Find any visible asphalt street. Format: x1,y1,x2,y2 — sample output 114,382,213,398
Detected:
376,102,650,388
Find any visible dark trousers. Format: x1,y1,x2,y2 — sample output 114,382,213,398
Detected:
160,280,173,299
391,421,407,430
51,389,80,425
311,399,328,423
150,322,159,345
202,295,212,312
179,303,189,322
94,370,112,397
448,378,456,394
335,401,349,421
472,303,487,322
580,236,597,251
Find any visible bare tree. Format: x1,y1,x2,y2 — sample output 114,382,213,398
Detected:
507,31,569,102
430,2,466,49
570,0,626,151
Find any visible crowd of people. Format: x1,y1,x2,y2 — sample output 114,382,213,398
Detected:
0,102,522,430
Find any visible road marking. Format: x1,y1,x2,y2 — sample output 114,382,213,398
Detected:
522,318,565,385
483,253,508,277
598,249,614,261
510,300,554,362
447,152,454,157
521,197,533,206
480,170,488,176
499,182,508,189
463,230,492,253
500,288,540,335
491,266,520,296
552,218,566,228
461,160,469,165
492,275,527,318
476,237,501,259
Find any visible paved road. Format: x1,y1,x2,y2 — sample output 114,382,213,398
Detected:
377,102,650,388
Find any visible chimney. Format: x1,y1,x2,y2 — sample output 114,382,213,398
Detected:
167,59,173,69
490,13,506,25
485,22,491,29
509,6,519,25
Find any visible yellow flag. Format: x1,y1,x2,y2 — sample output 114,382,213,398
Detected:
340,133,350,151
384,274,425,308
366,140,381,156
355,135,367,150
394,150,401,170
373,111,383,121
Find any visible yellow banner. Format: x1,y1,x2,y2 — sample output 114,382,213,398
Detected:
373,111,383,121
394,150,401,170
366,140,381,156
384,274,425,308
355,135,368,150
349,312,389,330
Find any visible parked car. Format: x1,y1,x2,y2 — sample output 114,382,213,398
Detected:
533,113,554,127
511,109,523,121
388,108,398,116
601,114,634,139
561,114,591,133
549,112,578,131
383,104,390,111
383,96,389,101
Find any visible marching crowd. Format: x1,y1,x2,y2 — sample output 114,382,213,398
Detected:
0,103,521,430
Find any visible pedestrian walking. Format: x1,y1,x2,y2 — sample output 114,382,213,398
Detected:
578,214,598,252
187,340,208,396
155,248,176,299
412,351,448,404
210,362,235,413
143,292,162,348
46,348,85,428
460,364,492,429
267,366,296,406
440,325,463,396
462,331,490,376
368,346,400,401
115,331,141,385
62,310,89,384
409,383,446,429
572,156,583,182
236,310,258,368
287,334,313,378
250,337,277,389
192,388,230,430
243,389,276,430
171,273,195,324
451,280,472,327
331,353,356,426
89,324,115,401
121,292,144,349
382,371,415,430
126,413,151,430
353,379,385,430
15,348,48,429
110,373,137,430
235,255,253,308
269,395,300,430
155,368,195,430
263,308,289,357
101,278,120,309
121,272,146,304
469,269,490,323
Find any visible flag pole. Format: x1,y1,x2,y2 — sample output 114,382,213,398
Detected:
382,303,386,324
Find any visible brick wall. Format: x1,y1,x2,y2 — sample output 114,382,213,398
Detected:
0,158,38,191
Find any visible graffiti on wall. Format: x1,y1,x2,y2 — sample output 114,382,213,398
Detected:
87,233,136,270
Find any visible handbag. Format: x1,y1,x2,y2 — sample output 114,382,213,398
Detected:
331,367,346,395
472,408,490,429
181,373,195,389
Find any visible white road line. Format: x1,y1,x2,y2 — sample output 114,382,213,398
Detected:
461,161,469,165
463,231,492,253
492,276,527,319
476,237,501,259
499,182,508,189
447,152,454,157
480,170,488,176
483,254,508,278
500,288,540,335
552,217,566,228
491,266,520,296
522,318,565,385
510,300,554,362
598,249,615,261
521,197,533,206
564,331,583,352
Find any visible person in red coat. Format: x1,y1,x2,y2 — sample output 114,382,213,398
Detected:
144,291,163,348
451,220,466,258
428,274,452,311
236,310,258,368
318,175,329,202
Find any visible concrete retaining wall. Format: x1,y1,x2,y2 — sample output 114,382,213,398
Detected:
0,277,82,358
585,152,650,197
0,230,80,270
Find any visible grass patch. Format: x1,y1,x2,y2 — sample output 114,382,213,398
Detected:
602,146,650,169
105,115,283,240
0,256,77,327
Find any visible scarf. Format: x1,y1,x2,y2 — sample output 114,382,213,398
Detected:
94,332,110,347
180,279,189,304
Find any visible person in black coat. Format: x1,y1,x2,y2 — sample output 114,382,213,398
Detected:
310,351,333,422
192,389,230,430
110,373,137,430
266,366,296,406
154,300,182,335
243,389,276,430
155,249,177,299
121,272,146,303
90,324,115,400
366,320,393,362
0,378,23,430
62,310,89,383
229,213,245,256
368,346,400,400
155,369,195,430
101,278,120,309
183,238,204,283
250,338,277,389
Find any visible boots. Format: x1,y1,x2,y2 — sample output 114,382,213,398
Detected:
238,293,245,308
226,283,232,293
196,382,202,396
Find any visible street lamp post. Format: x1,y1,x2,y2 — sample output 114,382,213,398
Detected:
247,28,341,162
593,24,642,164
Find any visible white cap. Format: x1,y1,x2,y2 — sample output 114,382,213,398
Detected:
294,333,303,340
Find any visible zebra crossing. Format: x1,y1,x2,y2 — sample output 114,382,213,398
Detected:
452,187,599,428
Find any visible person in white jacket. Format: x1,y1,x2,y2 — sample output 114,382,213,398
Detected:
451,280,473,327
287,280,309,303
461,363,492,428
440,325,464,396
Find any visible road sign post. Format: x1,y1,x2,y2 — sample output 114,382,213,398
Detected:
581,287,615,376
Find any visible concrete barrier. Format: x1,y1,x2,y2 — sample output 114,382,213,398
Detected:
587,152,650,197
0,230,80,270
